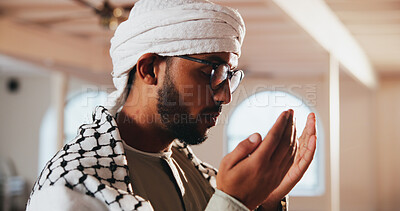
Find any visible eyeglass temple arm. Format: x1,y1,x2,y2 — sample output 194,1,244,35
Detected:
176,55,216,67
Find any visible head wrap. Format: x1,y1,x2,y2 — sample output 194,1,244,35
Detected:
105,0,246,115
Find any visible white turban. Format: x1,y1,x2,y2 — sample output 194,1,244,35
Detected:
105,0,246,115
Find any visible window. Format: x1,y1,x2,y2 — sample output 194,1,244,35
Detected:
39,90,108,173
226,91,324,196
64,91,108,143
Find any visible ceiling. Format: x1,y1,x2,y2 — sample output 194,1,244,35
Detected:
326,0,400,77
0,0,398,81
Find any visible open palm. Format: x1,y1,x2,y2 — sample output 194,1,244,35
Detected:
262,113,317,208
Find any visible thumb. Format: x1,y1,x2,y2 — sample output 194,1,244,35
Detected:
223,133,262,168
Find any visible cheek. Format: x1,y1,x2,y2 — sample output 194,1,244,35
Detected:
177,71,214,113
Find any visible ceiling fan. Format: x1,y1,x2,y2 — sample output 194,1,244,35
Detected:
73,0,134,30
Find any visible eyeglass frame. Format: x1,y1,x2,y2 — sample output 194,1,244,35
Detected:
175,55,244,94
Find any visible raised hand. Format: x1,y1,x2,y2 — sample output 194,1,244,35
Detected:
260,112,317,210
217,110,296,210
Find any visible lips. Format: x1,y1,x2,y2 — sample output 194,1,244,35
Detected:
200,105,222,127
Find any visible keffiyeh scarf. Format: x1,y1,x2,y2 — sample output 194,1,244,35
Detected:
26,106,217,210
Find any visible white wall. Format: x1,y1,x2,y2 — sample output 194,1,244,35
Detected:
376,77,400,211
0,72,97,207
0,74,51,203
339,72,377,211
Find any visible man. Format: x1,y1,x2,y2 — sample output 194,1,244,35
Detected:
27,0,317,210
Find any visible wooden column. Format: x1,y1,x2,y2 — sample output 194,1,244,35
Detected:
51,72,68,150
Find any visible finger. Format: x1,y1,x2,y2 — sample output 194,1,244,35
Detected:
292,121,297,156
221,133,262,170
297,135,317,172
253,110,290,160
281,141,297,179
270,109,294,165
289,113,297,156
299,113,316,142
297,114,316,160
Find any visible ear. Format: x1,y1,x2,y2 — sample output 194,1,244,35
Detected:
136,53,163,85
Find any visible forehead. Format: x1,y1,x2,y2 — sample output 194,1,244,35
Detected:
189,52,239,68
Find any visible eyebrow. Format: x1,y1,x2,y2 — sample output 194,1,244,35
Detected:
203,55,226,63
202,55,237,69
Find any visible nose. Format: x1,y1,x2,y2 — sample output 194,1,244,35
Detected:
212,80,232,105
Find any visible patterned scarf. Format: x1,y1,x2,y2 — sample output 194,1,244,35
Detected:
27,106,218,210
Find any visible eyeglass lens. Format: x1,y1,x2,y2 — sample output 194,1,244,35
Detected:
211,64,243,93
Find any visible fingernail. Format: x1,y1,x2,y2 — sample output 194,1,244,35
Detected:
249,133,260,143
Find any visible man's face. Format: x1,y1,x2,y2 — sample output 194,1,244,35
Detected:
157,52,239,145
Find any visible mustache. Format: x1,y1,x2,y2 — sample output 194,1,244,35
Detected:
201,105,222,115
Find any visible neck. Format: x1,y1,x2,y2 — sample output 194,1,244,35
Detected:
116,107,175,153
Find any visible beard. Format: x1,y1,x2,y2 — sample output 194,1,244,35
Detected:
156,67,220,146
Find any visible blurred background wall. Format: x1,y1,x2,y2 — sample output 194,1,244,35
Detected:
0,0,399,210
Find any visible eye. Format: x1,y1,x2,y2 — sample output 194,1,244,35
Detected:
201,71,212,78
199,66,212,77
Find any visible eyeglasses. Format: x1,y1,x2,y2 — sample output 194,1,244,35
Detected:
176,55,244,93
